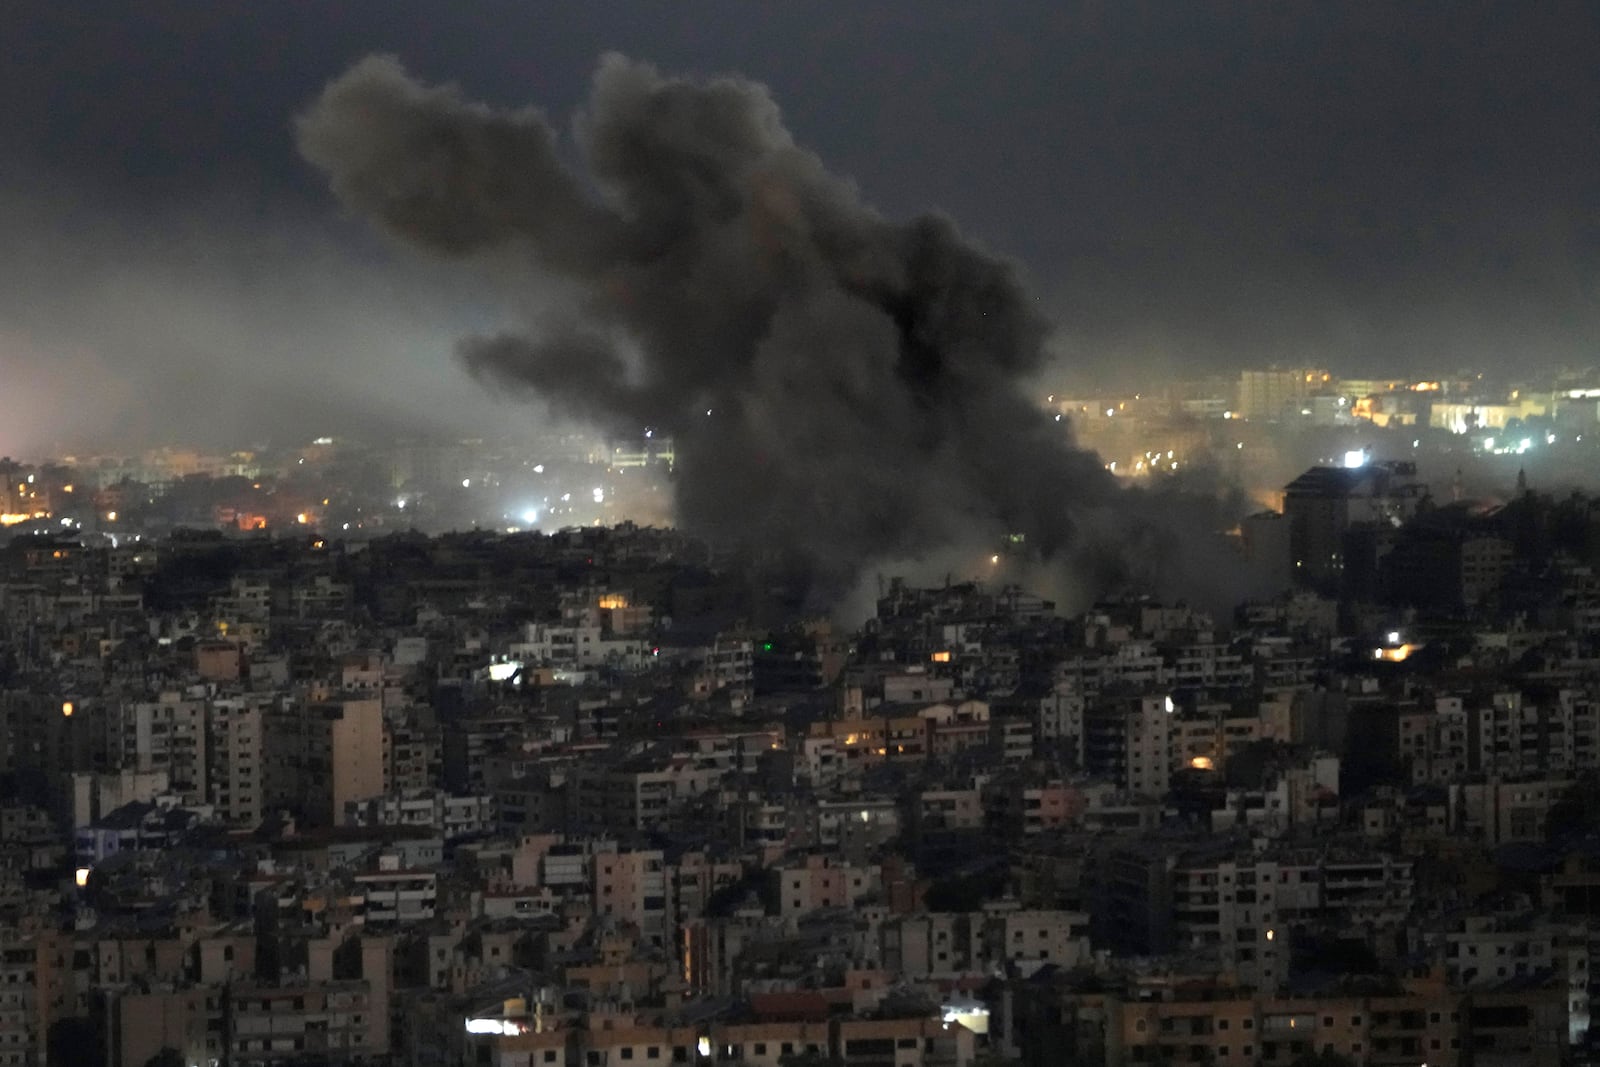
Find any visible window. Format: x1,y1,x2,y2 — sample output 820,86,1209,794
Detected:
621,1050,633,1061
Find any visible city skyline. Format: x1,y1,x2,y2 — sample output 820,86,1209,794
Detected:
9,9,1600,1061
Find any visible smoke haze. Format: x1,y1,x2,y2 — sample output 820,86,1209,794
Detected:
298,54,1263,608
0,180,546,456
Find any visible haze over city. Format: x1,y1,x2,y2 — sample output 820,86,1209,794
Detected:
4,3,1598,456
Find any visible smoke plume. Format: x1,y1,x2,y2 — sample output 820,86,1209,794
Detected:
298,54,1243,607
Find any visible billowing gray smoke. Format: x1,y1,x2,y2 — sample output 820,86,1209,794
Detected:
298,54,1241,607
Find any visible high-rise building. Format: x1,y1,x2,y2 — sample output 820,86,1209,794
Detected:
1238,368,1330,421
1082,695,1175,797
1283,461,1426,591
116,693,208,803
265,696,384,825
207,695,266,827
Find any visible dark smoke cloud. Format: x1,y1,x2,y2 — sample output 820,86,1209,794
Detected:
298,54,1252,608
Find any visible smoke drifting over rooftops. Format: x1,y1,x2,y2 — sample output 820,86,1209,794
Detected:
298,54,1246,608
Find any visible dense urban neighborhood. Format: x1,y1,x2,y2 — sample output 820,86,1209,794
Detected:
4,413,1600,1067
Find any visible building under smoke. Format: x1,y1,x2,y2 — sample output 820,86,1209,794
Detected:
297,54,1250,610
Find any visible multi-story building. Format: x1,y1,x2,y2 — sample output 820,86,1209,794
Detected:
773,855,880,917
116,692,208,803
0,927,67,1067
354,852,438,925
207,694,265,827
263,696,385,825
1283,461,1426,591
1238,368,1330,421
592,846,669,943
1082,695,1175,797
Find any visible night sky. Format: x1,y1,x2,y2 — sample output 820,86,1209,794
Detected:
4,2,1597,454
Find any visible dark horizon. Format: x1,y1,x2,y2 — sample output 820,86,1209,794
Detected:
4,3,1599,457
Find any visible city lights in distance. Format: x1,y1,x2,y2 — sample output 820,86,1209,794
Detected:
593,487,605,504
521,508,538,525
